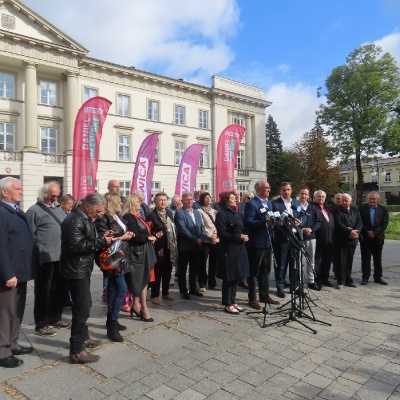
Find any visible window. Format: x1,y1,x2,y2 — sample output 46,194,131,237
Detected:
175,105,185,125
235,150,244,170
118,135,130,162
120,181,130,197
152,182,161,191
154,139,159,164
40,81,56,106
237,184,248,199
148,100,159,122
117,94,130,117
0,72,14,99
0,122,14,150
199,145,209,168
232,117,244,126
40,127,57,154
84,87,98,101
371,174,378,183
199,110,208,129
384,172,391,182
200,183,209,191
175,141,185,165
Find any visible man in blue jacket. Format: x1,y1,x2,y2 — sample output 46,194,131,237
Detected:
0,177,38,368
244,181,280,309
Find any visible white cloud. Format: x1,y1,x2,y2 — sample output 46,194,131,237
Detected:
265,83,322,148
373,31,400,65
24,0,239,80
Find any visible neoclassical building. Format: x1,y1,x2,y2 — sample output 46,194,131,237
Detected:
0,0,271,209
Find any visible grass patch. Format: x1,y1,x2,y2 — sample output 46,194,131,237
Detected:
386,214,400,240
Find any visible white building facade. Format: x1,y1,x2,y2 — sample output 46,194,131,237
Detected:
0,0,271,209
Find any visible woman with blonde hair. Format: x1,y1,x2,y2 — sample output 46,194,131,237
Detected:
121,195,157,322
241,192,254,204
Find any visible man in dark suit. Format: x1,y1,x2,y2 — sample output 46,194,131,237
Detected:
271,182,300,298
359,191,389,285
175,191,207,299
332,193,362,289
244,180,279,309
313,190,335,287
0,177,38,368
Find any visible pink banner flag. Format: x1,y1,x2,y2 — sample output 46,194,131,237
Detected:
72,96,112,199
175,144,204,196
215,124,246,197
130,133,159,205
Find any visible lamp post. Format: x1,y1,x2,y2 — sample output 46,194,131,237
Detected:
369,159,386,197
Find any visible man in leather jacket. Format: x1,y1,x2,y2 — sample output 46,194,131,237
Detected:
60,193,112,364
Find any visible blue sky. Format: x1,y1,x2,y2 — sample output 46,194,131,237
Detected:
23,0,400,147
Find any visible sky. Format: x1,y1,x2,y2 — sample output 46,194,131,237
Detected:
22,0,400,148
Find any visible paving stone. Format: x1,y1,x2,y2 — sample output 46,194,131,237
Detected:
145,384,178,400
255,380,287,397
355,377,397,400
182,365,212,381
318,377,362,399
301,371,335,389
103,393,130,400
173,388,206,400
118,381,152,400
373,369,400,386
164,374,196,392
157,364,186,379
70,387,106,399
288,380,323,399
139,371,170,389
324,356,354,371
341,366,372,385
0,391,12,400
206,389,240,400
166,316,225,340
190,378,221,396
117,368,147,384
14,364,99,400
97,378,127,396
208,369,237,385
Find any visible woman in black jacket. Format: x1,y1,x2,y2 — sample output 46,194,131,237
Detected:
215,191,249,314
121,195,157,322
95,193,133,342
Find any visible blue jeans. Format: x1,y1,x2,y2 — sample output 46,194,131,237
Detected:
107,275,127,322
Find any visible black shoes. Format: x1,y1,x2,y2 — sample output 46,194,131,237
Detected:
345,283,357,288
139,311,154,322
360,279,368,285
374,278,388,285
189,289,204,297
107,321,124,342
11,345,33,355
180,292,191,300
308,282,321,291
277,289,286,298
321,280,334,287
0,355,23,368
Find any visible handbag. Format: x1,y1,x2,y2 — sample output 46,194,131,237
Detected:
98,239,126,272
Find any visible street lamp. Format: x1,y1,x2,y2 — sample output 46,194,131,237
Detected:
369,160,386,197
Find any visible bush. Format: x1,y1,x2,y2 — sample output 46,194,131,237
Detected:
386,194,400,206
386,205,400,212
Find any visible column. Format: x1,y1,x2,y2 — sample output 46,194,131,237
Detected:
65,72,79,153
245,116,253,169
24,62,38,150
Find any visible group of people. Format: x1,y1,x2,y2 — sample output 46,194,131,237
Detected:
0,176,389,368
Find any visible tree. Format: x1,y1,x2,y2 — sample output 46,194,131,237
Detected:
283,122,341,196
265,115,285,196
317,44,400,205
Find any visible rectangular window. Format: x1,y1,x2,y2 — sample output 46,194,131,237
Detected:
119,181,130,197
371,175,378,183
152,182,161,191
235,150,244,170
237,184,248,199
174,105,185,126
0,122,14,150
385,172,391,182
40,81,57,106
154,138,159,164
117,94,130,117
118,135,130,162
40,127,57,154
199,144,209,168
147,100,159,122
0,72,14,99
200,183,209,191
175,141,185,165
199,110,208,129
84,87,98,101
232,117,244,126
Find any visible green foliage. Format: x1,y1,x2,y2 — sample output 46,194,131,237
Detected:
386,194,400,205
386,214,400,240
266,115,286,196
385,205,400,212
317,44,400,205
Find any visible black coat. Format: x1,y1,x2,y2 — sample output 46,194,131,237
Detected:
358,203,389,245
146,208,175,253
215,206,249,282
314,203,335,245
333,205,362,246
60,208,106,280
0,202,38,283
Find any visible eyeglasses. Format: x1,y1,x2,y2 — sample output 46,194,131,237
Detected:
246,196,252,200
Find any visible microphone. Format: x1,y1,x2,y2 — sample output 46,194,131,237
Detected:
292,204,308,216
281,210,297,222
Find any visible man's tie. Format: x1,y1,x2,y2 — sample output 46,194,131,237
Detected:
320,205,329,222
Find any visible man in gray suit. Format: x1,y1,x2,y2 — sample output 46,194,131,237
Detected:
0,177,38,368
174,191,206,299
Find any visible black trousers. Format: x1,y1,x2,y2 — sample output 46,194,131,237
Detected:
222,280,238,306
67,277,92,354
151,250,173,298
34,261,66,329
0,283,27,359
334,245,356,285
360,238,383,280
198,243,218,288
315,244,333,283
178,250,200,293
247,247,271,301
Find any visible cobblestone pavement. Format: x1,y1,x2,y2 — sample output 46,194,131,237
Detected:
1,241,399,400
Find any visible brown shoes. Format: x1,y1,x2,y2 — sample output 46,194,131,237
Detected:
69,350,99,364
248,300,261,310
262,297,280,305
83,338,102,349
